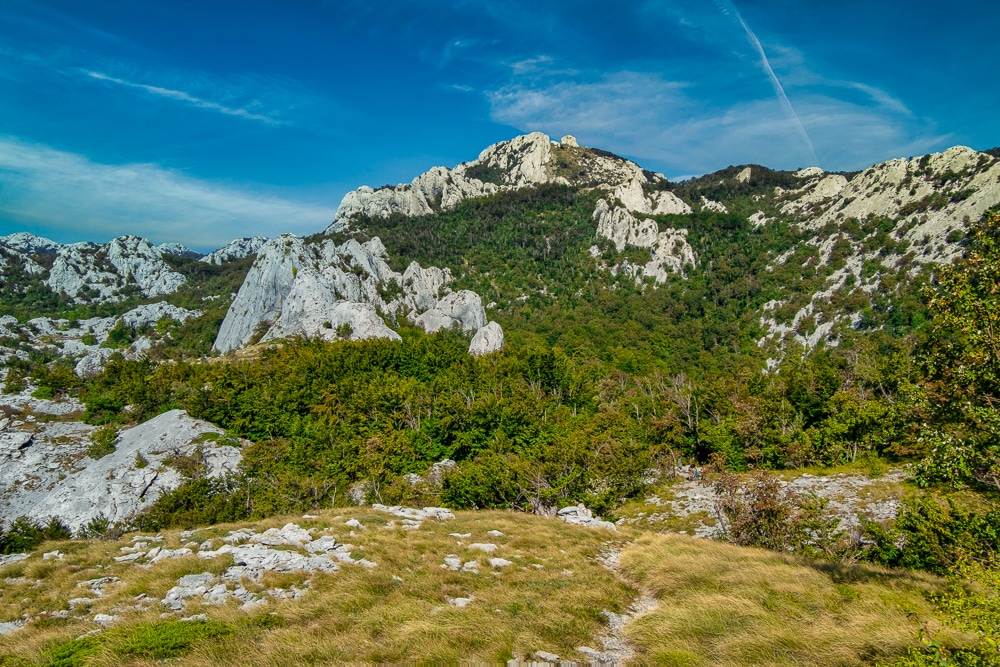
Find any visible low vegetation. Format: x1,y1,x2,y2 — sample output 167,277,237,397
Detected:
0,509,956,666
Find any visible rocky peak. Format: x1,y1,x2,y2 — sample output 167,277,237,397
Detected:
156,242,203,259
47,235,186,303
0,232,62,254
326,132,665,233
200,236,269,265
782,146,1000,263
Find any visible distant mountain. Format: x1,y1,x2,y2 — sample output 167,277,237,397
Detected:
199,236,268,265
0,232,62,254
156,242,203,259
2,132,999,363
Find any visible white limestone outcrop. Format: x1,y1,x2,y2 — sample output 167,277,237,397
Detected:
413,291,486,333
326,132,677,233
783,147,1000,263
610,178,691,217
0,232,62,254
0,245,45,276
200,236,269,265
592,199,696,284
699,197,728,214
469,321,504,356
47,235,186,302
0,410,241,532
213,234,488,353
0,302,200,378
156,243,202,259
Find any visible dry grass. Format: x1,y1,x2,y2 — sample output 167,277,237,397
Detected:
618,532,959,666
0,507,964,666
0,509,632,665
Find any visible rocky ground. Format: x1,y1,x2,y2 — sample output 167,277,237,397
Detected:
621,466,908,538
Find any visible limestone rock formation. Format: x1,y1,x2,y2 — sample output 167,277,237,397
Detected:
156,243,202,259
756,147,1000,351
326,132,676,233
609,178,691,217
593,199,696,283
0,232,62,254
0,302,200,378
47,235,186,302
413,291,487,333
213,234,487,353
468,321,504,356
0,409,241,532
783,146,1000,263
0,245,44,276
200,236,269,265
699,197,728,214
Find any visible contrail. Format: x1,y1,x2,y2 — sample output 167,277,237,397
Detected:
717,0,819,166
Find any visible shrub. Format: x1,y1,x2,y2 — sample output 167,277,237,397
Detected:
860,497,1000,575
711,466,843,559
79,513,126,541
0,516,71,554
87,425,118,459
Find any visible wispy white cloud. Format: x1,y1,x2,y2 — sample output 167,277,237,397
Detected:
714,0,818,165
487,71,947,174
489,72,688,135
83,70,286,125
0,43,309,128
0,137,335,249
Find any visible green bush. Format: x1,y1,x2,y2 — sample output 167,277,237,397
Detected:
87,425,118,459
0,516,71,554
860,497,1000,575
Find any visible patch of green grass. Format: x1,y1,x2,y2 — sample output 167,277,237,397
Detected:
45,636,99,667
111,619,233,659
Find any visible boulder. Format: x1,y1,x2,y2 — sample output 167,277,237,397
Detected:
469,322,504,356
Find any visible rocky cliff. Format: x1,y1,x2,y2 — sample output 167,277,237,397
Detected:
213,234,502,356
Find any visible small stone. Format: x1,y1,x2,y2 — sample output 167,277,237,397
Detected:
489,558,513,568
345,518,365,530
534,650,560,662
449,596,473,609
468,543,497,554
114,553,143,563
93,613,118,626
0,620,24,635
42,550,62,560
181,614,207,621
487,530,504,537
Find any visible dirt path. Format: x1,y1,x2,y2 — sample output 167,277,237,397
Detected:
568,545,658,666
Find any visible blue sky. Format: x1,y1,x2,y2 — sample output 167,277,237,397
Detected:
0,0,997,250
